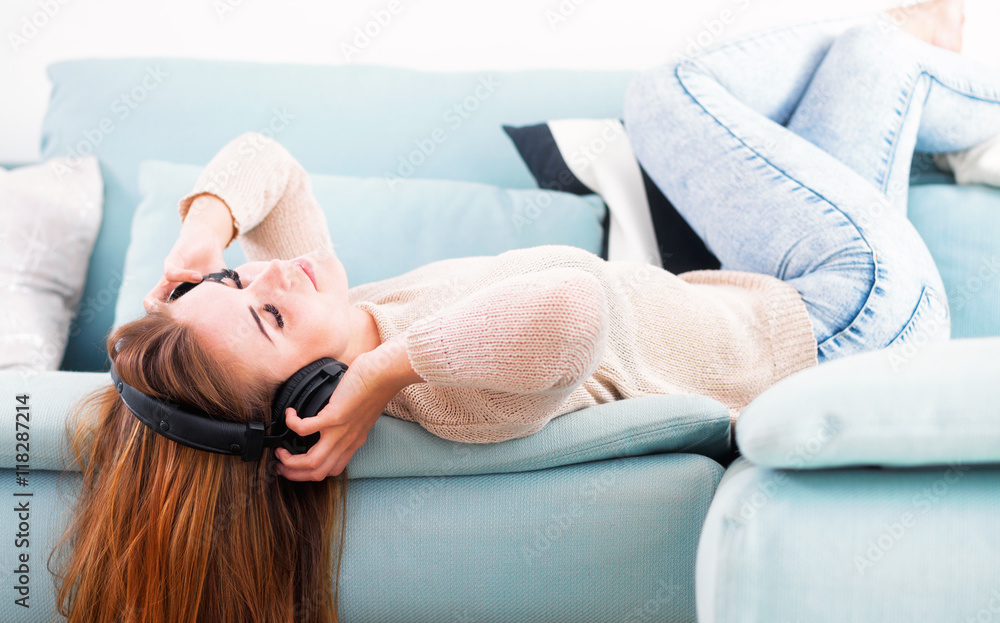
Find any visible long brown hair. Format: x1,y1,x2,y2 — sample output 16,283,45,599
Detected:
49,306,347,623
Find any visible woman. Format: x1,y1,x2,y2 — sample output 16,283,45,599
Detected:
54,1,997,621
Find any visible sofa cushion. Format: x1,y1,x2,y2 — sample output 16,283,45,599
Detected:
0,370,732,475
907,183,1000,338
735,336,1000,469
40,59,635,372
112,159,607,328
0,157,103,376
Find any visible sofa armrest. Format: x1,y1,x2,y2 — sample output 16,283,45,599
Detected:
0,371,101,472
735,337,1000,469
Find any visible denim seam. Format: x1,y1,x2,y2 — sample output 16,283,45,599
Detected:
926,71,1000,104
887,285,929,347
878,68,1000,196
879,68,921,194
674,60,880,352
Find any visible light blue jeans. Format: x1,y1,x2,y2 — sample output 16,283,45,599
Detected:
623,13,1000,363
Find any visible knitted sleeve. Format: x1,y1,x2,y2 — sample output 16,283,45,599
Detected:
176,131,334,262
404,267,610,395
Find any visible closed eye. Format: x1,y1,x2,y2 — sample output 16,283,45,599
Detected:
264,303,284,328
222,269,281,328
222,268,243,289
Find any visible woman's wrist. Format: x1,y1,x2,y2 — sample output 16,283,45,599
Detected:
361,333,424,392
183,193,237,248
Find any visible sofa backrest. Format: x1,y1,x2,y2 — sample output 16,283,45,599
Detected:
41,59,635,371
39,60,1000,371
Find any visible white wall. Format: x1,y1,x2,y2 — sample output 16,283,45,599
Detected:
2,0,997,163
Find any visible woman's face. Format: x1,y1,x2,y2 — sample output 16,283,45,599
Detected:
168,249,353,387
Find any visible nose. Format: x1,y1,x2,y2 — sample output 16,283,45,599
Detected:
251,259,291,293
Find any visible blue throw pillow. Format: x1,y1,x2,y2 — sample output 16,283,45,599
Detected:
113,160,606,328
736,336,1000,469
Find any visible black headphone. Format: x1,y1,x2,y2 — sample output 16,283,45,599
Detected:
110,357,348,462
109,271,349,462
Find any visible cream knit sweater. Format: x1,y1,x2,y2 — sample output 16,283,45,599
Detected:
178,132,818,443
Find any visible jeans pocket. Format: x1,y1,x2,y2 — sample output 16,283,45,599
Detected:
886,285,951,350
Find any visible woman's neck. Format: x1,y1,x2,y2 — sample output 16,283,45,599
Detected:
339,305,382,365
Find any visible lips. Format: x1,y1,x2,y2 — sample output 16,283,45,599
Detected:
291,258,317,291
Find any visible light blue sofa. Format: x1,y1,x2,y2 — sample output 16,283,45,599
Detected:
2,58,998,623
0,59,732,623
693,167,1000,619
697,336,1000,622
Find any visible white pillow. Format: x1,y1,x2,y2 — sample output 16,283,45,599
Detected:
0,156,103,376
933,133,1000,187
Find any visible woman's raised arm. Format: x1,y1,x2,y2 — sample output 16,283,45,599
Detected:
177,131,335,262
142,194,234,310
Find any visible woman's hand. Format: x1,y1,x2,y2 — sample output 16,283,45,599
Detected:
143,194,235,310
275,334,424,481
142,228,225,310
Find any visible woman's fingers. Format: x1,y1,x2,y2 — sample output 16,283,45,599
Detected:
276,437,354,481
141,228,228,312
273,365,388,481
143,269,201,311
163,261,203,283
282,406,327,437
164,267,203,282
143,277,175,311
275,408,352,473
275,434,340,481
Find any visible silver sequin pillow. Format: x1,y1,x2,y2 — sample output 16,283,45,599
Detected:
0,156,103,375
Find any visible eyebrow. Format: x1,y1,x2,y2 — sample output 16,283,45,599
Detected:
247,306,274,344
191,279,272,346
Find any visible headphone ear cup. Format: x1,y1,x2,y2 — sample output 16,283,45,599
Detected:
271,357,348,455
272,357,335,422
